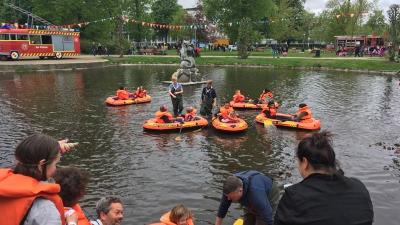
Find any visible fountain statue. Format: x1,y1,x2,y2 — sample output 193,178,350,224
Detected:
173,42,201,83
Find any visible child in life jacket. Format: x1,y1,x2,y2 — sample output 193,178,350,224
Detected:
258,89,274,104
155,105,183,123
232,90,245,103
219,103,239,123
116,86,130,100
262,100,278,119
183,107,198,122
155,204,194,225
54,167,91,225
134,86,147,98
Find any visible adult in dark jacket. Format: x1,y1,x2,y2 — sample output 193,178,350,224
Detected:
200,80,217,117
215,170,280,225
274,131,374,225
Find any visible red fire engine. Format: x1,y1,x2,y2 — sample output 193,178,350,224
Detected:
0,28,80,60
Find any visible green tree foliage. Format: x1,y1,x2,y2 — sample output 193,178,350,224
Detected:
364,10,386,35
204,0,275,43
151,0,179,42
387,4,400,61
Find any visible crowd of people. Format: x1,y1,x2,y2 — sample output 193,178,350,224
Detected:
336,45,386,57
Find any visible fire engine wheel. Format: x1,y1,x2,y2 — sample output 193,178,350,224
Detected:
10,51,20,60
55,52,63,59
39,56,46,60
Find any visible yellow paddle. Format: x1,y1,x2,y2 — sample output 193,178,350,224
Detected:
233,218,243,225
175,124,184,141
264,119,273,127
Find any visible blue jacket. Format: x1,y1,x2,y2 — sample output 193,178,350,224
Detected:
217,171,274,225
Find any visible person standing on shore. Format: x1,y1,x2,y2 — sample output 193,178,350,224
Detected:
169,73,184,117
200,80,217,117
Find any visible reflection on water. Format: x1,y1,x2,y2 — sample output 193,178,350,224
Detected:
0,66,399,224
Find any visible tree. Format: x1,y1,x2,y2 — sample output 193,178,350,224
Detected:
151,0,179,42
204,0,275,42
365,10,386,35
387,4,400,62
238,17,254,59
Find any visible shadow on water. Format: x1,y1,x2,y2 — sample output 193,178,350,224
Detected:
0,66,399,224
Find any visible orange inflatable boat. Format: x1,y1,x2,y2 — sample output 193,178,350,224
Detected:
143,117,208,132
212,117,248,133
255,113,321,130
105,95,152,106
229,100,267,109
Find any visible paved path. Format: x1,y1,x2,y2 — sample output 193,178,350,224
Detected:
107,54,386,61
0,55,107,66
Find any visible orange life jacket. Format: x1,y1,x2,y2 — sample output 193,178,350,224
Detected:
0,169,65,225
159,211,195,225
259,92,273,102
65,204,91,225
233,94,245,103
116,89,130,100
135,89,147,98
155,111,174,123
262,106,277,118
184,109,197,121
296,106,312,122
220,106,234,119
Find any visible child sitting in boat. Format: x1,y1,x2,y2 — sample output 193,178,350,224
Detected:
258,89,274,104
154,204,194,225
155,105,183,123
183,107,198,122
219,103,239,123
262,100,278,119
233,90,246,103
134,86,147,98
291,103,313,122
116,86,131,100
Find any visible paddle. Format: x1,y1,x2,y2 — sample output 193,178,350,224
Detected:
233,218,243,225
264,119,274,127
175,119,185,141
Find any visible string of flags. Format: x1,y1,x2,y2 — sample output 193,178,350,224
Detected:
2,13,326,31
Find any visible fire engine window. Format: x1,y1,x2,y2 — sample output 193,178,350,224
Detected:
42,35,52,44
9,34,16,40
0,34,9,40
17,35,28,40
29,35,41,44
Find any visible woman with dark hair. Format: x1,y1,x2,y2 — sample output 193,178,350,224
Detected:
274,131,374,225
54,167,91,225
0,134,77,225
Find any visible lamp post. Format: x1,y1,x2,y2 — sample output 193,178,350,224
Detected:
302,33,305,52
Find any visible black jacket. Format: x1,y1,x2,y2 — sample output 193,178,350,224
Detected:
274,173,373,225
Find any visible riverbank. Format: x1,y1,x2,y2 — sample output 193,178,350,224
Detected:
107,55,400,75
0,55,110,73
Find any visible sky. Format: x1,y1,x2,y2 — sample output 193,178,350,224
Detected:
177,0,398,14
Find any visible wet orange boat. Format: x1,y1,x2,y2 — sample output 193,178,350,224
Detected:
255,113,321,130
229,101,267,109
212,117,248,133
105,95,151,106
143,117,208,132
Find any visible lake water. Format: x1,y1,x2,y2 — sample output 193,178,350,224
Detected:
0,65,399,225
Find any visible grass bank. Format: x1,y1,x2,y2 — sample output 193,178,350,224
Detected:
107,56,400,74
